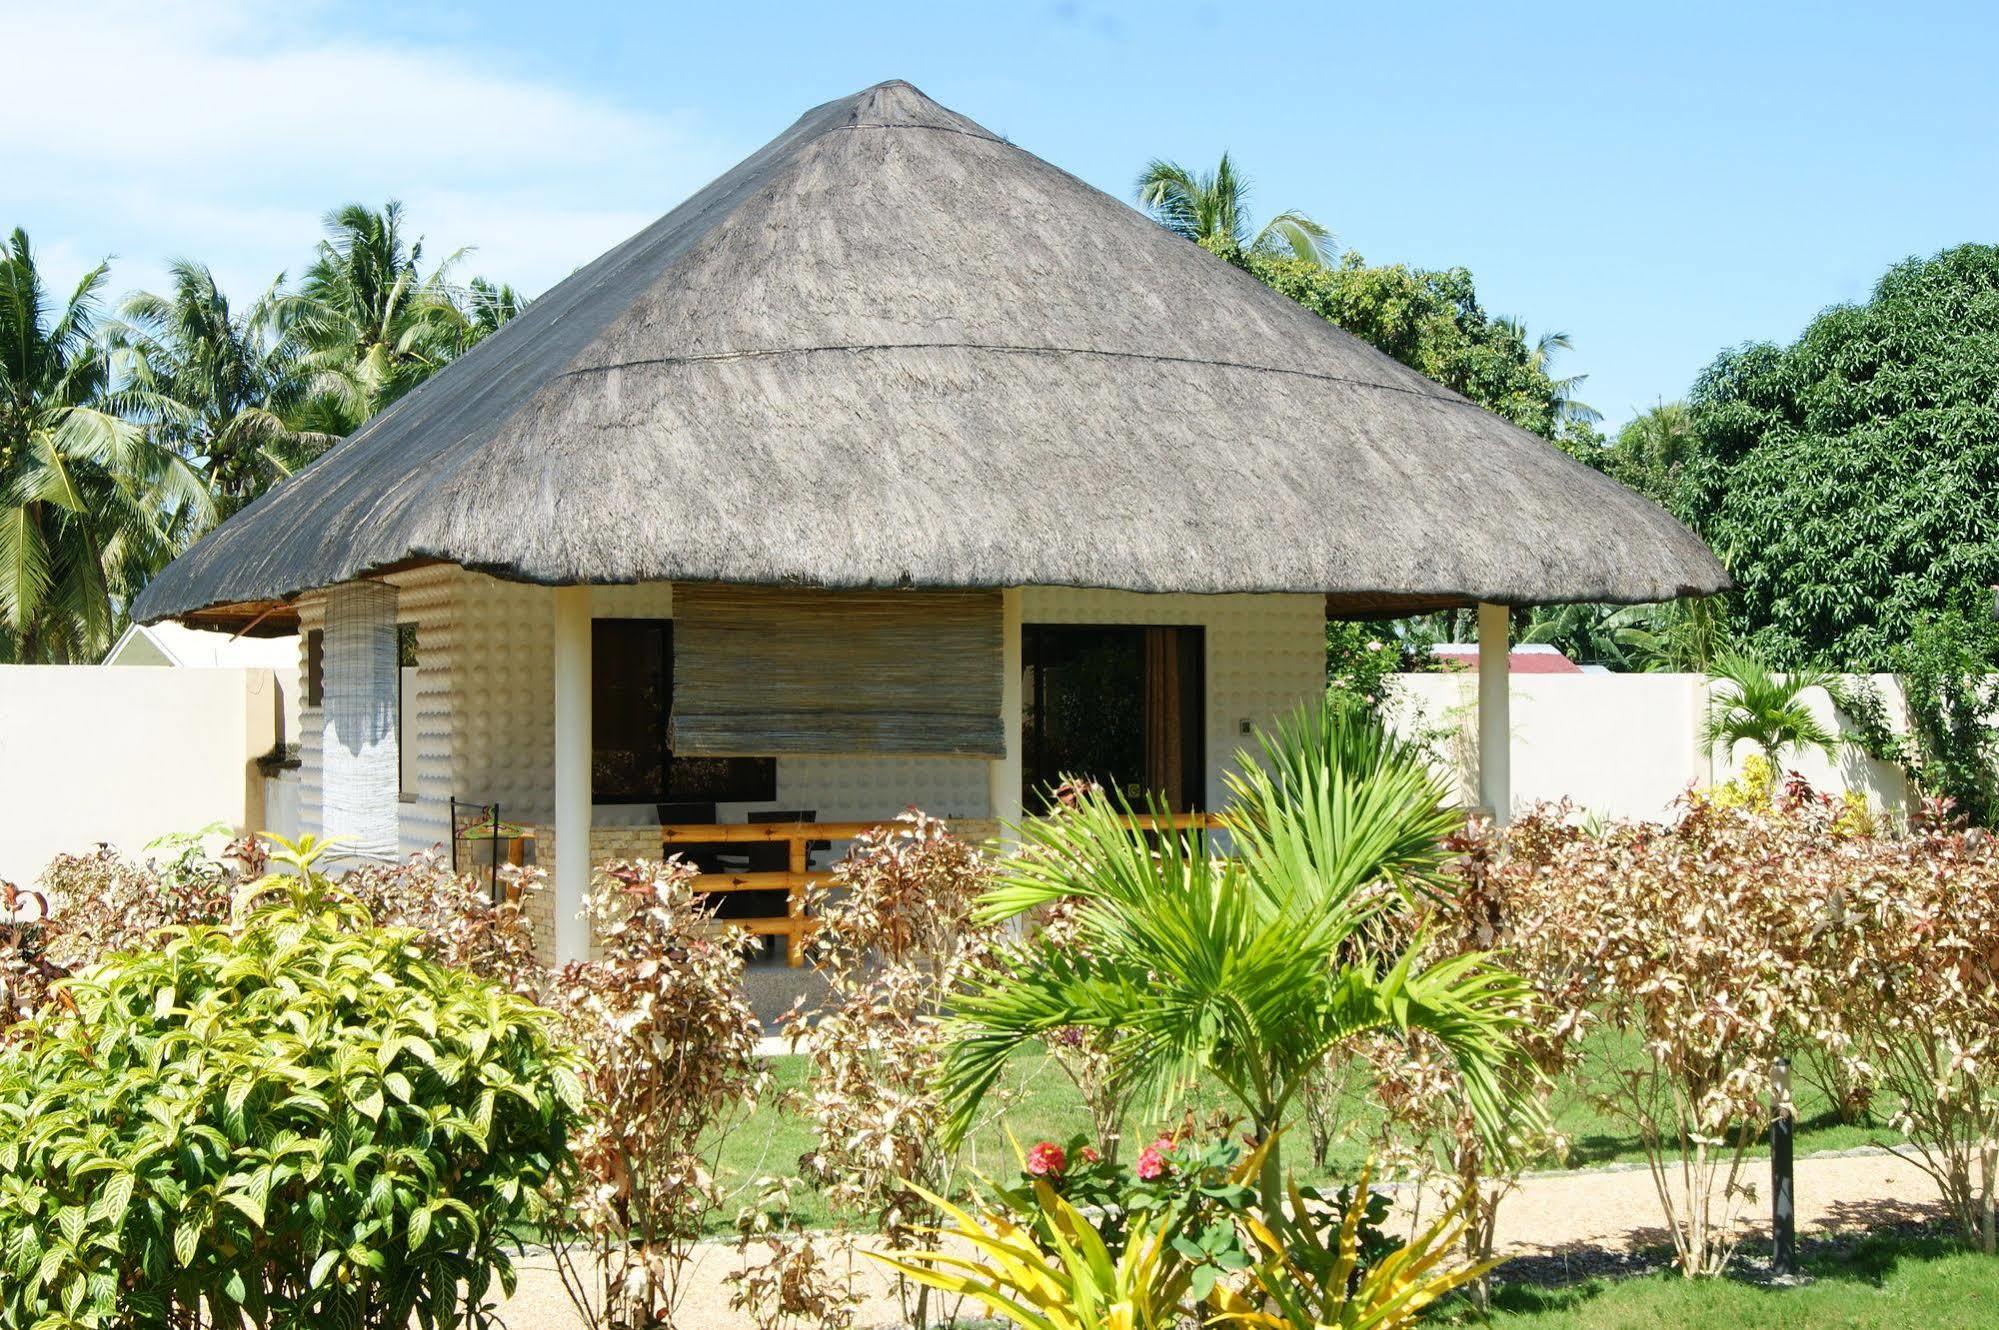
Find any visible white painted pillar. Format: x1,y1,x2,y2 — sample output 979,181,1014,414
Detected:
987,588,1024,842
552,586,593,964
1477,601,1511,826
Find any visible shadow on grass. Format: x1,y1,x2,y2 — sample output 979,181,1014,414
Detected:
1448,1220,1972,1325
1558,1106,1880,1169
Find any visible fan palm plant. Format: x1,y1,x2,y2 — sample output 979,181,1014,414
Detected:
1135,153,1331,265
942,699,1534,1211
109,261,333,518
0,230,205,662
1701,650,1840,773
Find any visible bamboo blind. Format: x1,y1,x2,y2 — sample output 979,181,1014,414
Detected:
669,584,1005,757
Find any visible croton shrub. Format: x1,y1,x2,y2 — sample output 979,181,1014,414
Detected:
0,837,584,1329
1433,779,1999,1272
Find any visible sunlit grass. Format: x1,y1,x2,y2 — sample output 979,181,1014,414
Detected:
708,1028,1892,1232
1438,1229,1998,1328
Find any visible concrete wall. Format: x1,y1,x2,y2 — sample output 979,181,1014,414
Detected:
0,665,280,884
1392,670,1912,822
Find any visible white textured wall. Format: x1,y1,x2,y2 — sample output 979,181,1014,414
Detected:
1392,671,1913,822
0,666,278,884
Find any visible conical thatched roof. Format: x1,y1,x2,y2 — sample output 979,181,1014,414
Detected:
135,80,1726,629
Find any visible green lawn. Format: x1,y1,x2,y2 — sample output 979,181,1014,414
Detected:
1441,1231,1999,1328
710,1031,1894,1231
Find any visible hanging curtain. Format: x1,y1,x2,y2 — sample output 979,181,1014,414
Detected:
670,584,1004,757
1143,627,1183,812
321,580,400,860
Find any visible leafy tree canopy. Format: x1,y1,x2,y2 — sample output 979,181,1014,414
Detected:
1243,251,1602,457
1678,243,1999,668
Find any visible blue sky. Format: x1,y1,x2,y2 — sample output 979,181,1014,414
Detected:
7,0,1995,432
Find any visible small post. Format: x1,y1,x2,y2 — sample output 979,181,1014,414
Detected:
1476,602,1512,825
1772,1056,1798,1279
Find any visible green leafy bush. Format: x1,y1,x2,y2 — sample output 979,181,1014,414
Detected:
0,837,584,1329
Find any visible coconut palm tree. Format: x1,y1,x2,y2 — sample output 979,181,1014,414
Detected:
0,230,206,662
1606,399,1697,506
110,262,334,518
296,201,467,432
1135,153,1331,264
1701,650,1840,773
942,697,1532,1211
451,277,529,354
1495,317,1600,426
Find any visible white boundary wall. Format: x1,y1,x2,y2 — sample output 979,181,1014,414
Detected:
1391,671,1913,822
0,665,280,884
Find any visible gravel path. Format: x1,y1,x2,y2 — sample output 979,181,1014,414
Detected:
494,1148,1947,1328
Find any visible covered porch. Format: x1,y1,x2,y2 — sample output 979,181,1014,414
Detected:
395,578,1517,967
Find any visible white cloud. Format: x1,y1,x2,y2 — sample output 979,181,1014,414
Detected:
0,0,740,298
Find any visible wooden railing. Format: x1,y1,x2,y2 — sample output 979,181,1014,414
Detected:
663,812,1226,966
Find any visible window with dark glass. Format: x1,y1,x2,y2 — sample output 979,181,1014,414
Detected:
1021,624,1204,812
304,629,324,706
592,619,776,805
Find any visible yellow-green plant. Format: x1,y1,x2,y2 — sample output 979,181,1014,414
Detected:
0,835,584,1329
874,1179,1196,1330
1213,1168,1493,1330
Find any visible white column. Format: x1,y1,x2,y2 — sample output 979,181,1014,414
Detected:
1476,602,1511,825
987,588,1024,842
552,585,592,964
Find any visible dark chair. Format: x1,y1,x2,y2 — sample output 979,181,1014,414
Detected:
657,801,727,873
745,808,822,872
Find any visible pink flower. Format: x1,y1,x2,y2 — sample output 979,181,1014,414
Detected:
1134,1146,1168,1181
1025,1141,1067,1178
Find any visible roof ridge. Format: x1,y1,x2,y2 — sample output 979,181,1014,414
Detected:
560,341,1460,404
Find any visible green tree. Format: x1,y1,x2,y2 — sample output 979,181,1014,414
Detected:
110,261,333,518
1243,253,1590,451
1604,399,1697,508
942,699,1532,1212
1700,650,1841,773
1524,595,1731,673
296,200,469,432
1678,243,1999,668
1136,153,1330,264
1894,612,1999,826
450,275,529,354
0,230,203,662
1496,318,1601,428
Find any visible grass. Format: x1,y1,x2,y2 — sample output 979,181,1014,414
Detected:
1439,1230,1999,1328
708,1029,1897,1232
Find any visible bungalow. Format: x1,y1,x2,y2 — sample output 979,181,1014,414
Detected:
131,81,1727,964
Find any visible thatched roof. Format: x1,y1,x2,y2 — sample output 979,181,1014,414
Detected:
135,80,1726,630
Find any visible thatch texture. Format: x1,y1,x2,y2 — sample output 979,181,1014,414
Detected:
669,584,1003,756
133,80,1727,627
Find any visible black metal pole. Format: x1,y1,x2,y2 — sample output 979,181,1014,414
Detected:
1772,1056,1797,1278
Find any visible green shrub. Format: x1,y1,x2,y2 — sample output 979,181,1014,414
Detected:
0,837,585,1329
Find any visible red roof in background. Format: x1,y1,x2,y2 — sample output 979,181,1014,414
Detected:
1429,644,1584,674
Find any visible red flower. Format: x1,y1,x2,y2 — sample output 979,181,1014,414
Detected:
1078,1145,1102,1164
1135,1146,1168,1181
1025,1141,1067,1178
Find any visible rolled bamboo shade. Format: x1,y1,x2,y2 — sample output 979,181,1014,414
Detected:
669,584,1004,757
